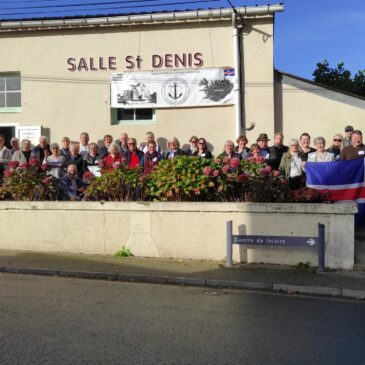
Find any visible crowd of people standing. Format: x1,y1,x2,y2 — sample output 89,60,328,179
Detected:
0,124,363,199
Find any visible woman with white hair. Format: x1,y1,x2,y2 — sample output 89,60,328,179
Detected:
165,137,185,159
46,143,66,178
279,138,306,190
217,140,241,161
307,137,335,162
103,143,123,169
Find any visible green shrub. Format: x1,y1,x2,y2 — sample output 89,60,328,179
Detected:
0,160,61,201
83,165,145,201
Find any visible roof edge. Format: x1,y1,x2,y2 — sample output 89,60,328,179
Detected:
276,69,365,102
0,4,284,32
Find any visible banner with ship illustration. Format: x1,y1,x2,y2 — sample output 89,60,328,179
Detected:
110,68,235,109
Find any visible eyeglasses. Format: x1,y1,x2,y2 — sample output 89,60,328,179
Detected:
198,142,206,145
191,140,198,143
333,139,342,142
128,143,136,145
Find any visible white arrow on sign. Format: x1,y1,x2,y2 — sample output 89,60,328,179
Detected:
307,238,316,246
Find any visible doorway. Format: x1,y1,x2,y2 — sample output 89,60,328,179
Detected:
0,127,15,148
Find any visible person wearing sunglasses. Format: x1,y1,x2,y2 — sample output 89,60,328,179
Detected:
327,134,343,160
185,135,199,156
193,138,213,159
124,138,144,168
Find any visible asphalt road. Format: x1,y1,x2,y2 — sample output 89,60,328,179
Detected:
0,273,364,365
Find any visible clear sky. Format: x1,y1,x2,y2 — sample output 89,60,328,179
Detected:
0,0,364,79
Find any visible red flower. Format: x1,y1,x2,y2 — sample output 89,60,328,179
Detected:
203,166,213,177
29,157,39,166
113,161,121,169
20,163,30,169
247,156,256,163
83,171,94,180
42,177,50,184
272,170,281,177
236,174,249,183
213,169,220,177
229,157,241,168
260,169,269,176
41,163,47,171
256,156,265,164
281,179,289,185
8,161,19,169
264,165,272,172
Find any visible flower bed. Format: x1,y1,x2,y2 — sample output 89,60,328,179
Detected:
0,156,330,203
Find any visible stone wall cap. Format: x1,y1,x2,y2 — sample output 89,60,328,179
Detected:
0,201,358,214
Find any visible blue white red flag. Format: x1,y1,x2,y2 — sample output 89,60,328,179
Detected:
306,159,365,227
224,68,235,76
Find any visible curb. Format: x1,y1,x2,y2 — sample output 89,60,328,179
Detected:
1,266,364,301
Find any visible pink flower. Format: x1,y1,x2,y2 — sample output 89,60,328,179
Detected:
256,156,265,164
41,163,47,171
8,161,19,169
222,164,230,174
230,157,241,168
214,158,222,164
236,174,249,183
281,179,289,185
20,163,30,169
264,165,272,172
3,170,11,178
42,177,50,184
213,169,220,177
272,170,280,177
113,161,121,169
260,169,269,176
203,166,213,177
223,156,230,164
29,157,39,166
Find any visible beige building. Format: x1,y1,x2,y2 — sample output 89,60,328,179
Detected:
0,3,364,152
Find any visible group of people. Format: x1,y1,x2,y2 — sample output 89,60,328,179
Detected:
0,125,363,198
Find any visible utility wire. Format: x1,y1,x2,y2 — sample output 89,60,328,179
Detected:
0,0,220,16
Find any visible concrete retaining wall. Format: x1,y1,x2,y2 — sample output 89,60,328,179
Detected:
0,201,357,269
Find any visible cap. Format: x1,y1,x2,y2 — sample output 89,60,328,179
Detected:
345,125,354,132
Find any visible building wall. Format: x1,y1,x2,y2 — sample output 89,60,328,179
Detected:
277,74,365,143
0,16,275,152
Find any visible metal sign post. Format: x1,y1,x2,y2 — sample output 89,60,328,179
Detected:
226,221,325,272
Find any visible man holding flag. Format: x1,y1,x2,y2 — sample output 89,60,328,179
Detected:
306,129,365,227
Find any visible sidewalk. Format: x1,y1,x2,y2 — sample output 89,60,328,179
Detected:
0,250,364,300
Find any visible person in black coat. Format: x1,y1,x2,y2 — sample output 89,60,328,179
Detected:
65,144,84,178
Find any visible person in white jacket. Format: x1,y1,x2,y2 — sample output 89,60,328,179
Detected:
307,137,335,163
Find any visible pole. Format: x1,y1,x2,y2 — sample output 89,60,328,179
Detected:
232,13,242,138
317,223,325,273
226,220,233,267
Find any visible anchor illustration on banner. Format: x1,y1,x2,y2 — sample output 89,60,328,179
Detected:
168,82,183,100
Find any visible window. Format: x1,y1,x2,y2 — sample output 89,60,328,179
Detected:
111,108,155,125
0,73,21,111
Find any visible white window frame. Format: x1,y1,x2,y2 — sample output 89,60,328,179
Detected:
112,108,156,125
0,73,21,112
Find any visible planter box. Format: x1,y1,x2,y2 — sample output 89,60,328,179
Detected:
0,201,357,269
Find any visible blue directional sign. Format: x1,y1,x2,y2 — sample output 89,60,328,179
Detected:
232,235,317,248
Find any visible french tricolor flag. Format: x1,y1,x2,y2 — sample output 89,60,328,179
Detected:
306,159,365,227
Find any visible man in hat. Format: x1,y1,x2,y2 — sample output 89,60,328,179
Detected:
343,125,354,148
256,133,271,161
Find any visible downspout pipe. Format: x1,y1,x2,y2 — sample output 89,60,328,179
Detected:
232,13,242,138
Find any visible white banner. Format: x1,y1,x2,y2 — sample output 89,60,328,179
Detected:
110,68,235,109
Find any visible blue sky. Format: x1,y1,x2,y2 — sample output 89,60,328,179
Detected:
0,0,364,79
